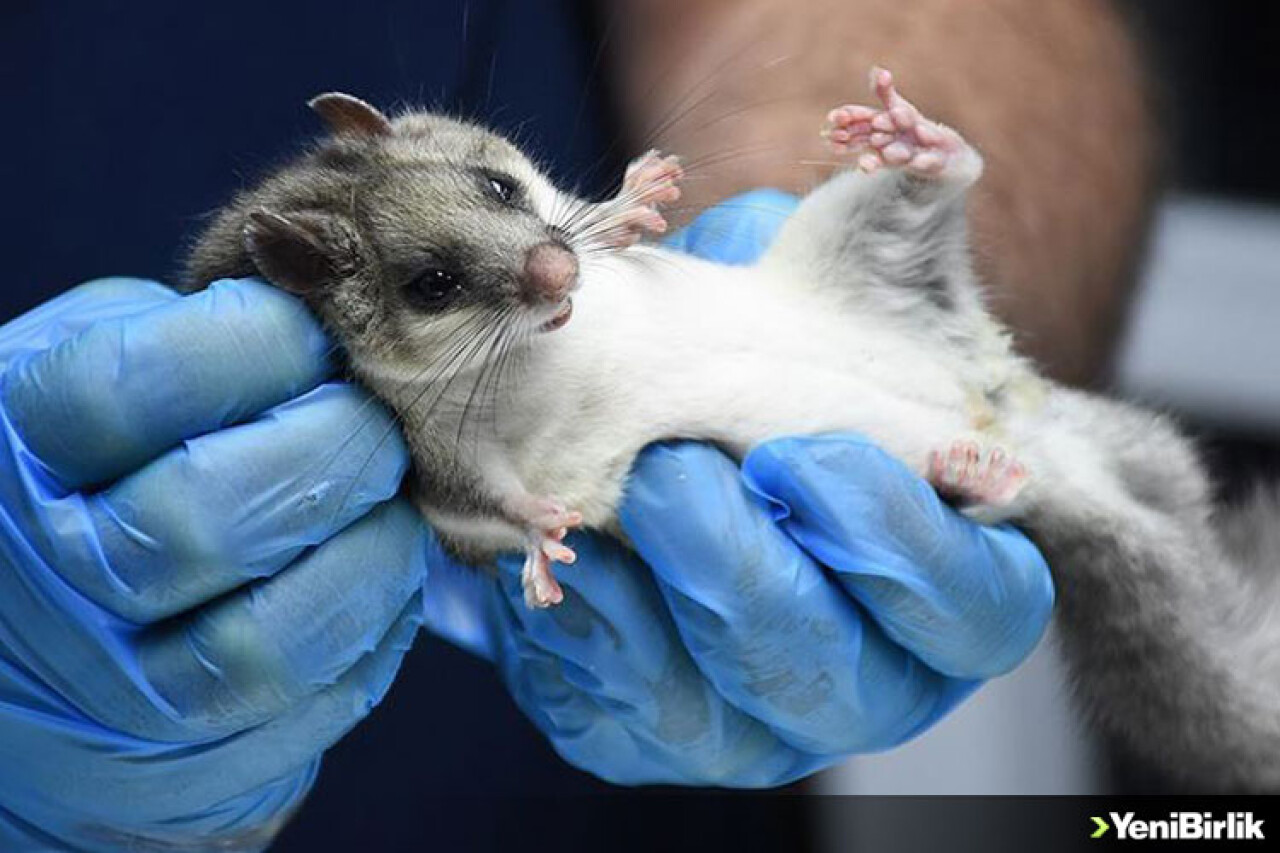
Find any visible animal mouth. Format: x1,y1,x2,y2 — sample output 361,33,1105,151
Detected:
540,298,573,332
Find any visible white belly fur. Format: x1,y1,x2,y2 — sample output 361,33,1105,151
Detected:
490,248,981,532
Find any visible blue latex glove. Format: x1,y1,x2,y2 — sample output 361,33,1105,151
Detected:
422,189,1055,785
0,278,430,850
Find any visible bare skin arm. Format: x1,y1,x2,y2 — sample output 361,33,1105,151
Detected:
609,0,1157,385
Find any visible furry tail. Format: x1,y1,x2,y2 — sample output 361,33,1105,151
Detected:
1028,482,1280,792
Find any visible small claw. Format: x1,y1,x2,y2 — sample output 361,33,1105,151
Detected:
521,547,565,609
870,65,893,95
541,538,576,565
623,149,660,178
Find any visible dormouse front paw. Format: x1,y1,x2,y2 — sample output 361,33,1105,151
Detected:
508,495,584,608
584,150,684,251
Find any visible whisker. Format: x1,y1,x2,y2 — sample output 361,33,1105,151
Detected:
317,308,507,526
454,307,519,454
301,311,494,496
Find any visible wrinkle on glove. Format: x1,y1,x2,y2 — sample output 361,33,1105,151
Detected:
622,442,980,756
491,539,828,787
0,278,431,851
741,435,1054,679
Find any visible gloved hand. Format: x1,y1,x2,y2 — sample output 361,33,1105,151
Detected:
0,278,430,850
422,189,1055,785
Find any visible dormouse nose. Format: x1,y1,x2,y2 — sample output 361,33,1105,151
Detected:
522,242,579,303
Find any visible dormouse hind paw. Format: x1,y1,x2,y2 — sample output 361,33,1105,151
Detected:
822,67,982,183
927,439,1029,525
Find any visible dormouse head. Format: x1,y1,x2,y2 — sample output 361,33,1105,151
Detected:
239,93,585,382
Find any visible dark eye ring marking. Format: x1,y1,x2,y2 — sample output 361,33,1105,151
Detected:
484,172,518,204
407,266,464,306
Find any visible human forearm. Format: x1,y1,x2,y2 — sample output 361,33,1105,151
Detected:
611,0,1157,384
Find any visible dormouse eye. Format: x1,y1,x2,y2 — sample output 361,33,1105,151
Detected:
486,174,516,204
408,266,463,306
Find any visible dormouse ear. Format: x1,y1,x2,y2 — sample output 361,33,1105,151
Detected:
244,209,354,294
308,92,394,138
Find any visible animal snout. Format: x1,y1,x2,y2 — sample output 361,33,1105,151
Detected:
522,242,579,303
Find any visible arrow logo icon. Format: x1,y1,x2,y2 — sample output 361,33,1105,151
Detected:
1091,816,1111,838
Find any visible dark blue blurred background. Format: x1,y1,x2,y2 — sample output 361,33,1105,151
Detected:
4,0,1277,321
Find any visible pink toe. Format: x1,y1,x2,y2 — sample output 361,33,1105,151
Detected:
890,106,916,129
542,539,576,564
882,142,913,165
915,122,941,145
910,152,945,174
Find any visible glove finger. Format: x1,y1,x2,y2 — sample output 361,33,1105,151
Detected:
0,278,178,364
1,278,332,491
64,382,407,623
491,536,824,787
419,533,502,661
137,498,429,736
742,434,1054,679
620,441,976,755
1,599,419,832
664,189,799,264
152,597,418,817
